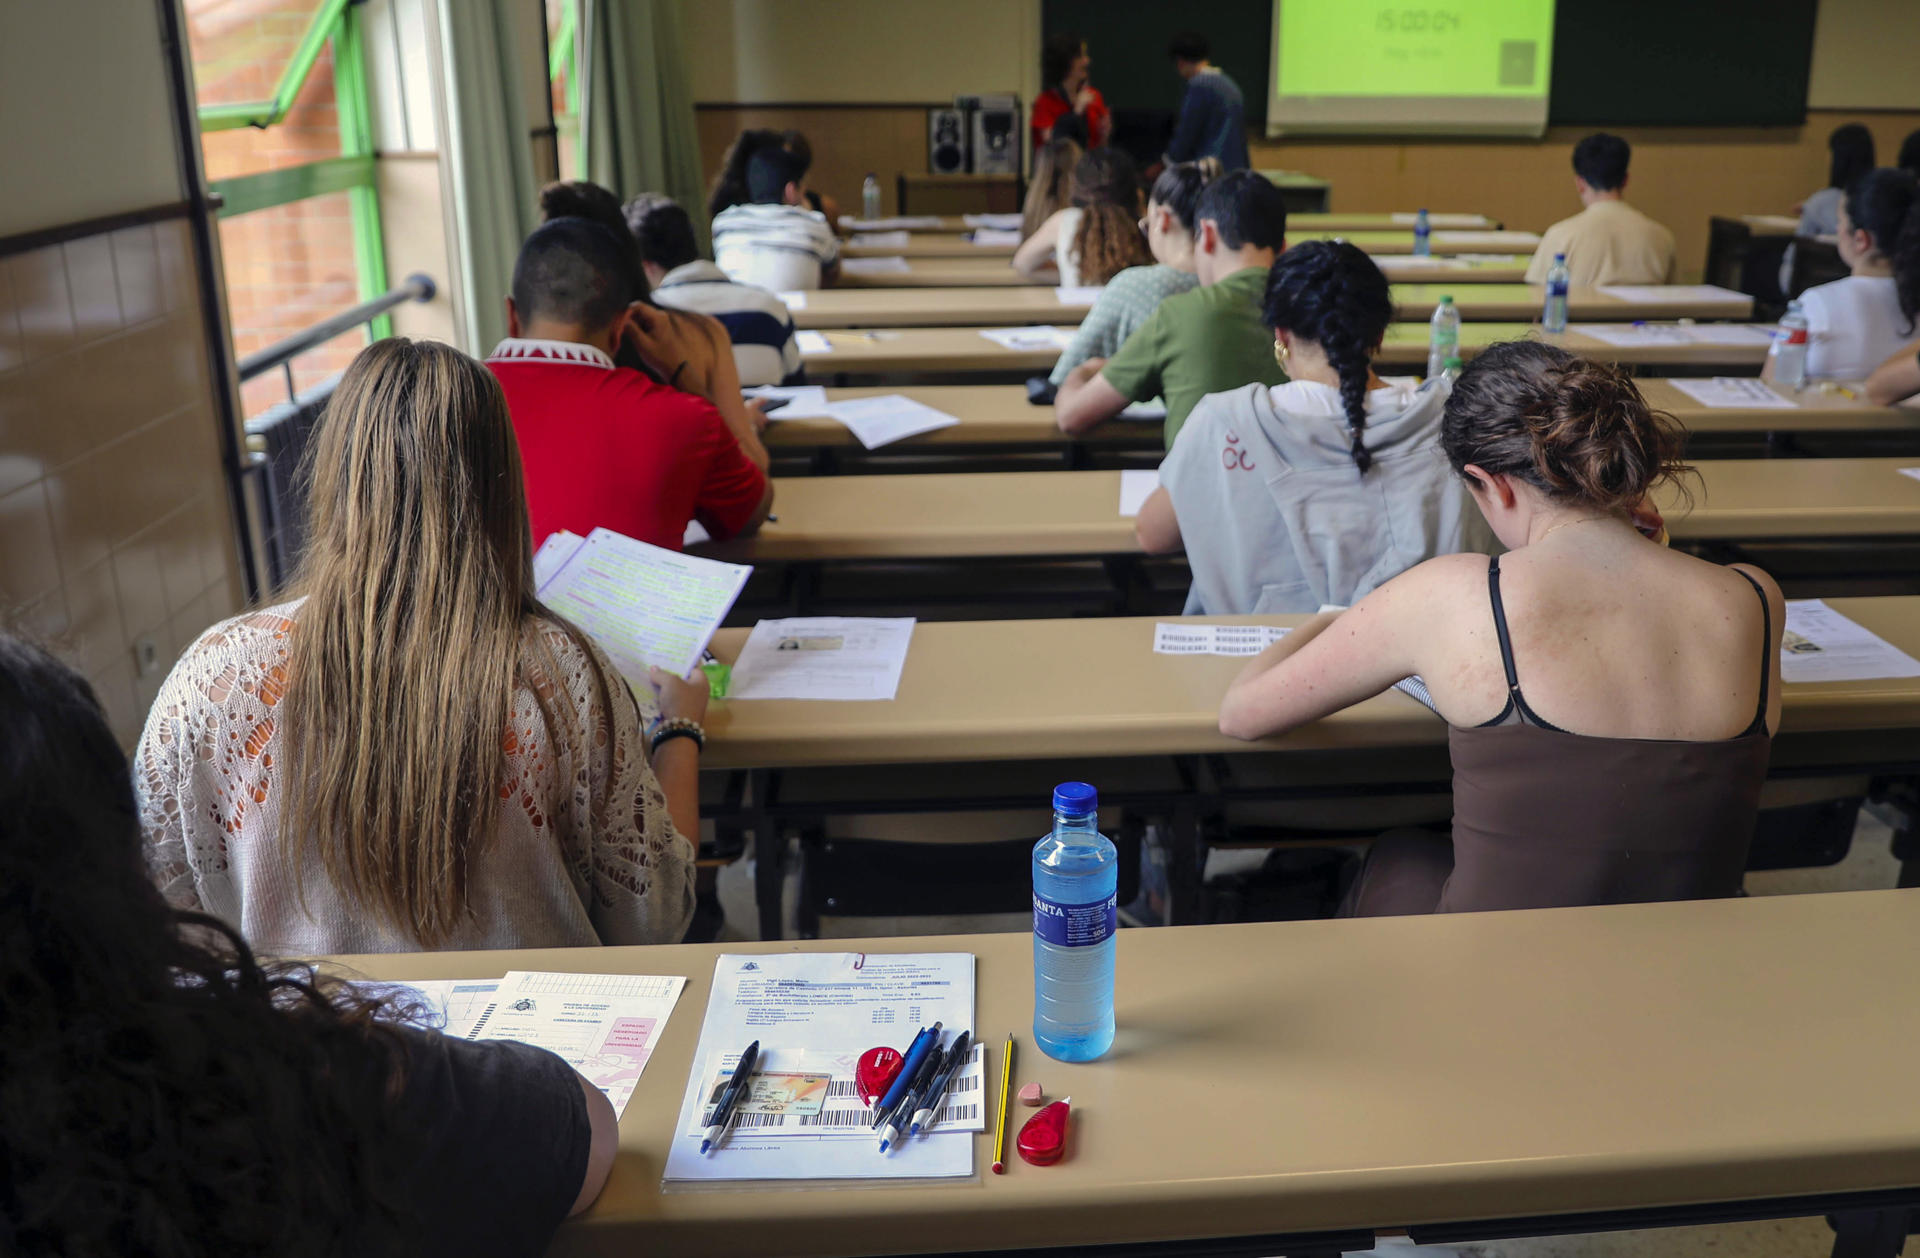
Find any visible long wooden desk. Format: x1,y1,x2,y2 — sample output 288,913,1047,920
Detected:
836,256,1043,288
800,323,1773,379
793,284,1751,330
847,212,1499,235
1286,228,1542,255
331,892,1920,1258
843,235,1018,259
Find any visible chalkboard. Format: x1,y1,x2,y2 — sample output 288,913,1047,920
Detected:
1040,0,1817,132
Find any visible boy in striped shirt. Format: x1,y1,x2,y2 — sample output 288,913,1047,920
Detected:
711,146,840,291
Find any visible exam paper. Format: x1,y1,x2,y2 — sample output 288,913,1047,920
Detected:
728,616,915,701
823,394,960,448
1782,600,1920,683
851,230,910,249
662,952,977,1182
1434,230,1535,247
1153,622,1291,656
1597,284,1749,304
1118,468,1160,517
1375,255,1477,274
971,228,1023,246
1054,285,1103,305
774,290,807,310
964,213,1022,230
538,528,751,680
840,255,912,275
1116,399,1167,421
796,330,833,355
1573,323,1777,348
744,384,835,418
1665,377,1797,409
472,972,686,1118
978,325,1075,351
841,216,945,231
357,978,502,1039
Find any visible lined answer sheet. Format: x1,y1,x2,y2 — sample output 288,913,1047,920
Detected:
472,972,687,1118
538,528,750,680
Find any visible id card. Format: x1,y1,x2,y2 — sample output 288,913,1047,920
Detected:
707,1071,832,1118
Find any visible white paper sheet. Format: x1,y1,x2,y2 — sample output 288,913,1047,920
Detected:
850,230,910,249
1901,468,1920,484
1054,285,1104,306
796,330,833,355
680,1041,985,1139
663,952,976,1182
1152,622,1291,656
970,228,1023,246
684,520,712,547
468,972,686,1118
978,325,1075,351
1117,400,1167,420
1118,469,1160,517
1389,212,1489,227
1434,230,1537,247
1573,323,1777,348
1781,600,1920,683
533,530,586,590
774,290,807,310
1665,377,1798,409
1375,255,1477,274
840,216,945,231
839,255,913,275
728,616,915,701
537,528,751,681
744,384,835,418
822,394,961,449
1596,284,1749,304
963,213,1022,230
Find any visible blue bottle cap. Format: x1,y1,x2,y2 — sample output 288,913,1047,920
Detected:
1053,782,1098,817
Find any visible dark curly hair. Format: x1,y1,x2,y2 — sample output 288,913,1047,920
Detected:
1442,340,1692,514
1261,240,1394,475
0,632,420,1257
1067,147,1150,286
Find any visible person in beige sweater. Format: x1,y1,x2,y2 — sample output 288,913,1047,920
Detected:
1525,132,1676,288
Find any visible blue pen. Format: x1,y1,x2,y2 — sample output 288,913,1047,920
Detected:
878,1032,949,1152
910,1031,972,1138
872,1021,941,1128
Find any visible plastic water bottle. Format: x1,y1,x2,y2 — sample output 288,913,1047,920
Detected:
1442,354,1464,384
1412,208,1432,257
1032,782,1117,1063
1542,252,1570,334
862,172,881,222
1771,300,1809,390
1426,295,1459,382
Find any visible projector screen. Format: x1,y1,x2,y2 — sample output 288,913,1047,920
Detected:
1267,1,1555,137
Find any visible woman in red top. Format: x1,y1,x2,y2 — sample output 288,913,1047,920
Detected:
1031,32,1111,152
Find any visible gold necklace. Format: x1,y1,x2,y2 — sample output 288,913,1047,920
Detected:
1534,515,1610,545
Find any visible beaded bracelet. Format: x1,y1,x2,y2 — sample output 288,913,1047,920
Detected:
649,716,706,754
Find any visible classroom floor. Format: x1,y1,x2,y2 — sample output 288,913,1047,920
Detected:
713,811,1908,1258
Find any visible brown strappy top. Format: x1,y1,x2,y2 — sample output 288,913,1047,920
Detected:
1438,556,1774,913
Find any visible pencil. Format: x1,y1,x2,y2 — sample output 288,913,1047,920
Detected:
991,1033,1015,1174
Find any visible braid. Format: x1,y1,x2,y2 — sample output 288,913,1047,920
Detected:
1260,239,1395,478
1325,323,1374,475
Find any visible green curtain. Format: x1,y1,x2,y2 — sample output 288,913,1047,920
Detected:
436,0,541,354
579,0,707,249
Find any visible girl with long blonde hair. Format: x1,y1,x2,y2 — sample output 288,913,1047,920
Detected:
137,338,698,952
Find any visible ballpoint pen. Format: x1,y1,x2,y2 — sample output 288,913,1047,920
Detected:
910,1030,972,1137
700,1039,760,1154
877,1032,947,1152
872,1022,940,1128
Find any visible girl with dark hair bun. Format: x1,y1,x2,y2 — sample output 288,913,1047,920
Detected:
1012,147,1150,287
1864,189,1920,405
1771,166,1920,382
1136,240,1495,616
1217,338,1784,918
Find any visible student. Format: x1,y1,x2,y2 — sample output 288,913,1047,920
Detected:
1766,167,1919,383
1137,241,1496,614
138,339,700,955
1781,123,1876,292
1012,148,1150,287
1055,169,1289,447
1031,32,1111,151
1164,31,1250,171
1524,133,1676,288
1865,199,1920,405
1022,135,1084,242
7,632,616,1257
1218,340,1783,916
1048,160,1216,388
780,130,843,224
626,192,803,387
706,127,782,219
490,217,772,549
712,145,840,291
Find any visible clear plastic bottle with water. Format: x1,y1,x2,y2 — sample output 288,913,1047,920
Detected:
1442,354,1465,384
862,172,882,222
1770,300,1810,390
1542,252,1570,333
1032,782,1117,1063
1412,208,1432,257
1426,295,1459,382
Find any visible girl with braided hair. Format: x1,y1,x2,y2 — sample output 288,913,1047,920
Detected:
1137,240,1495,615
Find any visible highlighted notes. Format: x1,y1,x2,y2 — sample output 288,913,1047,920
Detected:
535,528,750,682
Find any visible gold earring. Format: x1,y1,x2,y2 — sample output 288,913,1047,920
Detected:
1274,342,1290,369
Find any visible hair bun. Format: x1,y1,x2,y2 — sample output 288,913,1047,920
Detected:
1521,359,1681,510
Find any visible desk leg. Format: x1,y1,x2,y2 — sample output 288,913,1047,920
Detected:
748,770,785,940
1828,1208,1909,1258
1166,797,1205,925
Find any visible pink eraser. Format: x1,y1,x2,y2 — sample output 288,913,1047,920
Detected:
1019,1082,1044,1106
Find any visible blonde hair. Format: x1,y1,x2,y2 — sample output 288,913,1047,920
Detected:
1023,137,1083,240
278,338,600,946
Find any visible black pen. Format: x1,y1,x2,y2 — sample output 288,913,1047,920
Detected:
701,1039,759,1153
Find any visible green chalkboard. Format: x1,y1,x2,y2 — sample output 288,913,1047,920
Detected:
1039,0,1273,124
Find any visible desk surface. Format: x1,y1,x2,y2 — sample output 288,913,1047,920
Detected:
699,602,1920,771
843,235,1018,259
1285,228,1542,255
701,459,1920,566
332,889,1920,1258
800,324,1772,376
793,285,1751,330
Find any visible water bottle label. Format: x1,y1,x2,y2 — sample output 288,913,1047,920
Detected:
1548,279,1568,297
1033,891,1117,947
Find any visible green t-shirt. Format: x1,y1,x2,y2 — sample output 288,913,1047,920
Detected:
1098,265,1288,449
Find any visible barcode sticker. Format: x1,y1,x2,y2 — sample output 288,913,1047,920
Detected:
690,1042,988,1137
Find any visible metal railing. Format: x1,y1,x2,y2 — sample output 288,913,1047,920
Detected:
238,272,437,399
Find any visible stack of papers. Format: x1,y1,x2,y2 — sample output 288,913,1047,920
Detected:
1596,284,1749,304
840,216,945,231
1784,601,1920,683
1573,323,1777,348
840,255,913,275
850,230,910,249
971,228,1023,246
533,528,750,681
663,953,980,1183
1153,622,1291,655
964,213,1023,230
372,972,687,1118
979,325,1075,351
1118,469,1160,517
1054,285,1103,305
729,616,915,701
1665,377,1797,409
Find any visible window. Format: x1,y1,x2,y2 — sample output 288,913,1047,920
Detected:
186,0,389,418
